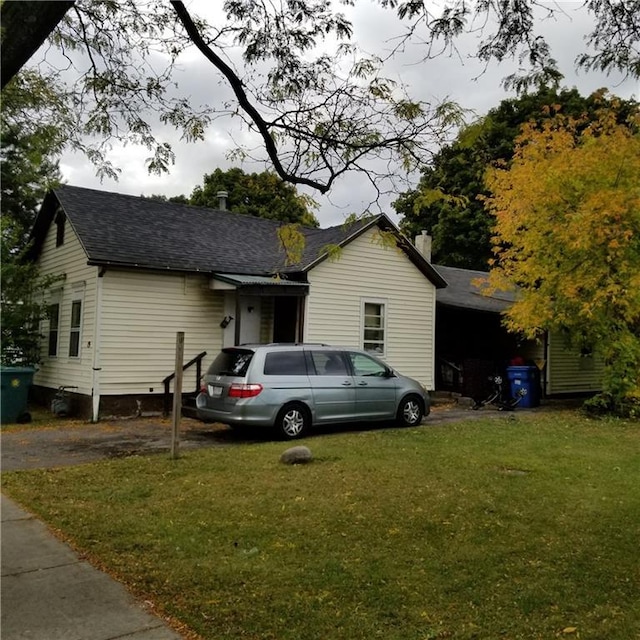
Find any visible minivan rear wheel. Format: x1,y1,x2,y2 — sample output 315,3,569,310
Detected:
397,395,424,427
275,403,310,440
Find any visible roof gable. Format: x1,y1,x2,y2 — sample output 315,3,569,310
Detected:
29,185,445,287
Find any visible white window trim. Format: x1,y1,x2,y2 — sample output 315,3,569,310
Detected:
360,297,388,356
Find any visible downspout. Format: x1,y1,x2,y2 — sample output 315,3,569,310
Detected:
91,267,106,422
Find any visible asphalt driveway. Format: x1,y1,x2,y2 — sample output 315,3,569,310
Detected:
0,401,552,472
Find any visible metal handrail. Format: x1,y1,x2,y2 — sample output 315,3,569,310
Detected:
162,351,207,416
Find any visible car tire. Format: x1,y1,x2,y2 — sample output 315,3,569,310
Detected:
397,395,424,427
275,403,310,440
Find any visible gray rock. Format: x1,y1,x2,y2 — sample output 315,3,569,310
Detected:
456,396,476,408
280,445,312,465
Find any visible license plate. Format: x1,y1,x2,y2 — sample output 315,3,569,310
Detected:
208,385,223,397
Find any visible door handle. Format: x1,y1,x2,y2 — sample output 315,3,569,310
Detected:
358,381,368,386
341,381,352,386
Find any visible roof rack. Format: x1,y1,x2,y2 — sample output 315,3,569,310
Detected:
263,342,331,347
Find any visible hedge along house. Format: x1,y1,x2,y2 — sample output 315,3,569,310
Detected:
431,263,605,400
28,185,447,421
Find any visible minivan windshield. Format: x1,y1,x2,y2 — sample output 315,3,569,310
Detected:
207,349,254,377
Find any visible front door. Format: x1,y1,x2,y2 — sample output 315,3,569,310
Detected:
273,296,300,343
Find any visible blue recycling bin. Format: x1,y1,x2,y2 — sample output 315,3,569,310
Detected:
0,366,35,424
506,365,540,408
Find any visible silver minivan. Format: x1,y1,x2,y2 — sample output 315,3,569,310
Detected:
196,344,430,439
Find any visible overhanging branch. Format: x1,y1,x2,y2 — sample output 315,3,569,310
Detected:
170,0,331,193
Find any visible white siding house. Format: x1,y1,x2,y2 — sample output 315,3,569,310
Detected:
305,227,437,388
35,210,97,397
98,270,224,394
29,185,445,420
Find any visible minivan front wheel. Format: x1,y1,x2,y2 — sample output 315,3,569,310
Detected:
397,395,424,427
275,403,310,440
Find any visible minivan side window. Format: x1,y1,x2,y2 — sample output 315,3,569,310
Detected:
309,351,349,375
264,351,307,375
348,352,387,377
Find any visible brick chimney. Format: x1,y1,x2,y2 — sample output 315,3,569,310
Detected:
414,230,432,262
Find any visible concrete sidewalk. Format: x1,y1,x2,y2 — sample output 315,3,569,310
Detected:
1,494,184,640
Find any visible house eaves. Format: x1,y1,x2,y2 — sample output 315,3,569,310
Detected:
435,264,517,314
298,214,448,289
210,273,309,296
28,186,445,289
29,185,295,276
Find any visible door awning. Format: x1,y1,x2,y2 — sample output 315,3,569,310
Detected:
209,273,309,296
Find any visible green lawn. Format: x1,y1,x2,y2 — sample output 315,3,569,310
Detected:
3,411,639,640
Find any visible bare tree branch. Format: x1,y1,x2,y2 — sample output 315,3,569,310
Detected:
170,0,330,193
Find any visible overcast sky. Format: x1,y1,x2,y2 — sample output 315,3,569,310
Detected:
55,1,639,228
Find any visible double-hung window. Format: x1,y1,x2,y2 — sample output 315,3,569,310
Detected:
47,303,60,357
69,300,83,358
362,299,386,355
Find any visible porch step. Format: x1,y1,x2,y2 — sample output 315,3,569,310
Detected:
431,390,462,406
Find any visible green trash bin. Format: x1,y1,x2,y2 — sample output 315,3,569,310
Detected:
0,366,36,424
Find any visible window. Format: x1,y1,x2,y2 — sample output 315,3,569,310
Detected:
362,300,386,354
69,300,82,357
48,303,60,357
206,348,254,377
264,351,307,375
309,351,348,376
579,346,595,371
55,211,65,247
348,352,387,377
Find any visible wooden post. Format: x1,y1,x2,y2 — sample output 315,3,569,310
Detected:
171,331,185,460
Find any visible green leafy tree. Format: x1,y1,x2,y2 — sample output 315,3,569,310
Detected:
395,87,638,269
1,70,64,365
484,98,640,417
1,70,64,246
1,220,64,366
187,168,319,227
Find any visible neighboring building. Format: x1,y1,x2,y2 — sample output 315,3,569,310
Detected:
432,264,604,399
28,185,446,420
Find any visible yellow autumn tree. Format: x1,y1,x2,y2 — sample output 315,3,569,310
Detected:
484,97,640,417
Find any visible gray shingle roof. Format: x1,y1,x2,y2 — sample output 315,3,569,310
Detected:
435,264,517,313
30,185,446,287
